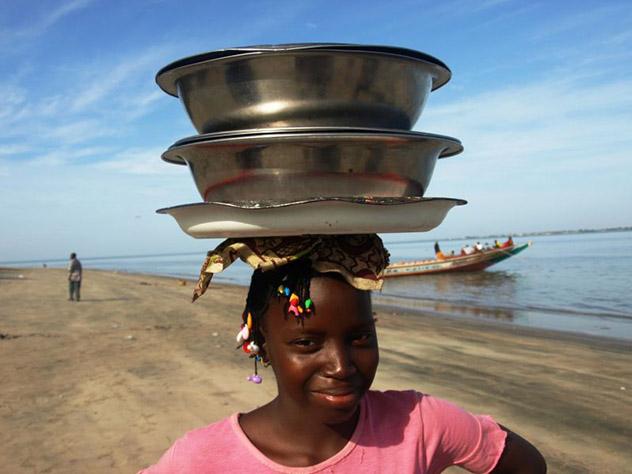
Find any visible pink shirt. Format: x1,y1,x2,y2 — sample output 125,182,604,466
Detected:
140,390,506,473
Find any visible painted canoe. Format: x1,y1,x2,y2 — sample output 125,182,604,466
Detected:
384,242,531,277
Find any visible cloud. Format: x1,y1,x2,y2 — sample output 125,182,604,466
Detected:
91,147,181,175
420,74,632,176
69,48,168,113
0,43,178,168
0,0,95,47
26,146,115,167
0,144,32,156
0,83,27,121
531,4,631,40
42,119,117,145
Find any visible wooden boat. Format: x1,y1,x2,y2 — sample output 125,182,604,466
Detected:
384,242,531,277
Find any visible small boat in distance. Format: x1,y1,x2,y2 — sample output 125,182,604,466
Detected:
384,241,531,277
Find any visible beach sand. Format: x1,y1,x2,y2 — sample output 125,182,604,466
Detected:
1,267,630,473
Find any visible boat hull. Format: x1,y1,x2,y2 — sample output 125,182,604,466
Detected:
384,243,530,277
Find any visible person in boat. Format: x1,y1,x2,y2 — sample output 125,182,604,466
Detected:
434,241,446,260
494,240,501,248
462,244,475,256
141,234,546,473
475,242,483,252
500,236,514,249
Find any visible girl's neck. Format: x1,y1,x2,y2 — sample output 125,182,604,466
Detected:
239,396,361,467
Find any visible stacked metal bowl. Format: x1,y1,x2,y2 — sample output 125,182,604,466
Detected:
156,43,465,237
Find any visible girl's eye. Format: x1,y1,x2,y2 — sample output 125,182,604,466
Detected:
351,333,374,345
292,339,316,347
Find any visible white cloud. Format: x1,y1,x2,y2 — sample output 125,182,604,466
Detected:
531,4,630,40
0,83,27,121
26,146,115,167
422,75,632,170
69,49,165,112
119,90,164,121
0,43,178,167
92,147,181,175
0,0,95,47
0,144,32,156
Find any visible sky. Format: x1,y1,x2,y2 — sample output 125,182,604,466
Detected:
1,0,631,262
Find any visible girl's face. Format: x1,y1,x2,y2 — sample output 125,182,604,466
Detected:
262,275,379,424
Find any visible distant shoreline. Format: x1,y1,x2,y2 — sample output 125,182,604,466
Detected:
1,227,629,266
389,225,632,246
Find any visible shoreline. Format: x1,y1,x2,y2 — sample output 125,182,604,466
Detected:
8,265,627,344
6,265,628,347
1,268,630,473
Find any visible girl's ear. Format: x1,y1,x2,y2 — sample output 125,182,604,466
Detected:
261,342,270,365
258,323,270,365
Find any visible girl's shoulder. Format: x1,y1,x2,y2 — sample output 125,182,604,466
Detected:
364,390,507,473
364,389,421,414
139,415,239,473
366,389,486,420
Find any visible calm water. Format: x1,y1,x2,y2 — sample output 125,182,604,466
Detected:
6,231,632,341
377,232,632,341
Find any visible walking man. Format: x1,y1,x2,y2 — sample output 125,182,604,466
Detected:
68,253,82,301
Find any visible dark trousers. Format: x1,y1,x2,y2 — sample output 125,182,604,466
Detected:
69,281,81,301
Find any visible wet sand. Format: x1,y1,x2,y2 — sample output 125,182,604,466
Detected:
1,268,630,473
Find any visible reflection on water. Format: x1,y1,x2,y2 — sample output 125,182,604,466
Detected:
377,271,518,323
381,270,519,311
373,293,515,322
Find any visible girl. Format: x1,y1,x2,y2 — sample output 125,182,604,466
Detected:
141,235,545,473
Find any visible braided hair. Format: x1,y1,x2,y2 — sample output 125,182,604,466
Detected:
241,258,315,363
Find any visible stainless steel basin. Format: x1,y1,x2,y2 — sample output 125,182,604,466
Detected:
162,128,462,202
156,44,450,133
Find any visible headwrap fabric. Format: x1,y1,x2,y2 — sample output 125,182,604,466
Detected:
192,234,390,301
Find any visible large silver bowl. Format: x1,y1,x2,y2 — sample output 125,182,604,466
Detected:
162,128,462,202
156,43,451,134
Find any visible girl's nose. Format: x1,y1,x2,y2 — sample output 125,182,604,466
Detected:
324,342,357,379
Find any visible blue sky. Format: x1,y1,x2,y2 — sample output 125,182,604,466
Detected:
1,0,631,261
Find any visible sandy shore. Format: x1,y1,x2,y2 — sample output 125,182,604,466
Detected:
1,267,630,473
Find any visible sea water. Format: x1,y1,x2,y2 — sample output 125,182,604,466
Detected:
6,231,631,341
377,231,632,341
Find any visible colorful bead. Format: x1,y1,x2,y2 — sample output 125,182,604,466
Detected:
288,293,302,317
284,287,290,296
305,298,312,309
247,312,252,330
236,325,249,344
247,374,262,384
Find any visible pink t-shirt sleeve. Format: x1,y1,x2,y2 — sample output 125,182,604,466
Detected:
418,393,507,473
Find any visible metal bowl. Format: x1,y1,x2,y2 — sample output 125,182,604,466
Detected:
161,128,462,202
156,43,451,134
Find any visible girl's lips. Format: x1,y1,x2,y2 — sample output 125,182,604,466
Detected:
311,389,361,408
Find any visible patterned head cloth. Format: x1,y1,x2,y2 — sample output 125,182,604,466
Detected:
192,234,390,302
